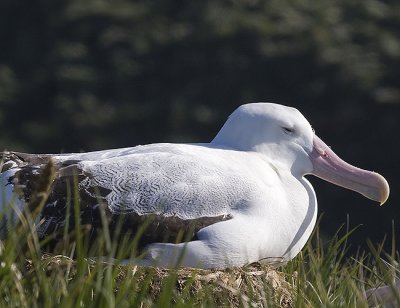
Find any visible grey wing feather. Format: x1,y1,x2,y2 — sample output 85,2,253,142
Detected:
79,150,256,219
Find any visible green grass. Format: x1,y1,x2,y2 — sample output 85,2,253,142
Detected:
0,162,398,307
1,209,400,307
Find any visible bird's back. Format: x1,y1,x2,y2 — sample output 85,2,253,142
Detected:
0,143,273,250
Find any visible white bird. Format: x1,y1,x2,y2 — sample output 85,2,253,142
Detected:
0,103,390,269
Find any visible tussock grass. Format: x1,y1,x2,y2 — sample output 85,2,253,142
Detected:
0,161,399,307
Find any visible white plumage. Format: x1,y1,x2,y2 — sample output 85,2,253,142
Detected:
0,103,389,269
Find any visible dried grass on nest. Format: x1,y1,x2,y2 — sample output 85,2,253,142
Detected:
29,254,295,307
141,263,295,307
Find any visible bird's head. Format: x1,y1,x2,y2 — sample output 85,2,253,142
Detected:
212,102,389,204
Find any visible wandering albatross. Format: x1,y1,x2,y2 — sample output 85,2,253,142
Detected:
0,103,390,269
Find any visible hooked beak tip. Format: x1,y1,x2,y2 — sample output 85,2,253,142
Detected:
376,173,390,206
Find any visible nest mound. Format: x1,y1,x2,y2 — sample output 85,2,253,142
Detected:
34,255,295,307
139,263,295,307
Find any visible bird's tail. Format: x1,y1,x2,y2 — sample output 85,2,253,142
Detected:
0,152,24,237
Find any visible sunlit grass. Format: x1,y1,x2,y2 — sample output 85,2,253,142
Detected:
1,207,400,307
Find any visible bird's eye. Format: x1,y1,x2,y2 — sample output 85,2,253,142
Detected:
282,127,295,135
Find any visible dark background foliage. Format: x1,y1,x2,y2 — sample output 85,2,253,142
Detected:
0,0,399,254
